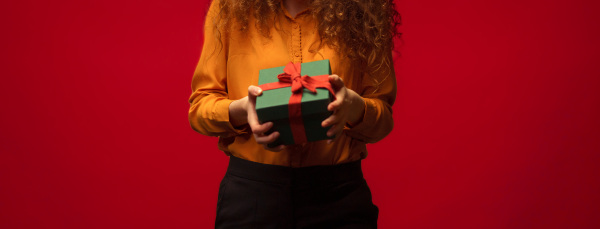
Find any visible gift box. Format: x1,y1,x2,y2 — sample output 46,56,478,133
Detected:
255,60,335,147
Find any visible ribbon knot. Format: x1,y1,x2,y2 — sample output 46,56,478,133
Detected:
277,62,320,94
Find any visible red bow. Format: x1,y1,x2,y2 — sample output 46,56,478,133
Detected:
258,62,335,144
278,62,321,94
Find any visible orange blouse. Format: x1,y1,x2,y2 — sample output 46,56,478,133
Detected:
188,1,396,167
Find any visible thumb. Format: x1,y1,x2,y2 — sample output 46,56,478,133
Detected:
328,74,344,89
248,85,263,97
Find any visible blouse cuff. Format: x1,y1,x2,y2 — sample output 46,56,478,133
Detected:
216,99,249,136
345,98,378,139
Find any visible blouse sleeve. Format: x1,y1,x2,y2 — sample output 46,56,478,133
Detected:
188,1,248,138
345,52,397,143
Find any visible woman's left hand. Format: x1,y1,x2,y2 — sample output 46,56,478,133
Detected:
321,74,365,143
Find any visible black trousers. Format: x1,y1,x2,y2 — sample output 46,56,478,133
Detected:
215,156,379,229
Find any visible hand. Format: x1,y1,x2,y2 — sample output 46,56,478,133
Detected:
229,86,285,151
321,75,365,143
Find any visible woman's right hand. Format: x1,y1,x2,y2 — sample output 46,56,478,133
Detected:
229,86,285,151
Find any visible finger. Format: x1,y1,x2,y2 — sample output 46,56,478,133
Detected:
254,131,280,144
327,122,345,137
250,121,273,135
328,96,344,111
328,74,345,89
322,113,341,128
327,77,346,111
327,88,347,111
248,85,263,97
246,86,262,130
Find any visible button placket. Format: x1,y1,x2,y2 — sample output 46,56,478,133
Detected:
291,21,302,63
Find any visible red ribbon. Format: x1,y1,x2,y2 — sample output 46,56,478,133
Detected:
258,62,335,144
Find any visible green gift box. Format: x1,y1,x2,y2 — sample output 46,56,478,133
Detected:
256,59,335,147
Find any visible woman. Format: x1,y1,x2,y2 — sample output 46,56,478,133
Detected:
189,0,400,228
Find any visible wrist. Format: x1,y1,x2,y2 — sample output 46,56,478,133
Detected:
229,97,249,127
347,90,365,126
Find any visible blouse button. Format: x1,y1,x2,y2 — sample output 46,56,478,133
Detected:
293,24,299,29
294,52,300,57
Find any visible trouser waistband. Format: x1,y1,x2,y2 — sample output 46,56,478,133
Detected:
226,156,364,186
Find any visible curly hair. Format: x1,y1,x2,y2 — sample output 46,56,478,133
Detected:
211,0,401,79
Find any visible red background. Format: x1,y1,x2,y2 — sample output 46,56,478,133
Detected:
1,0,599,228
